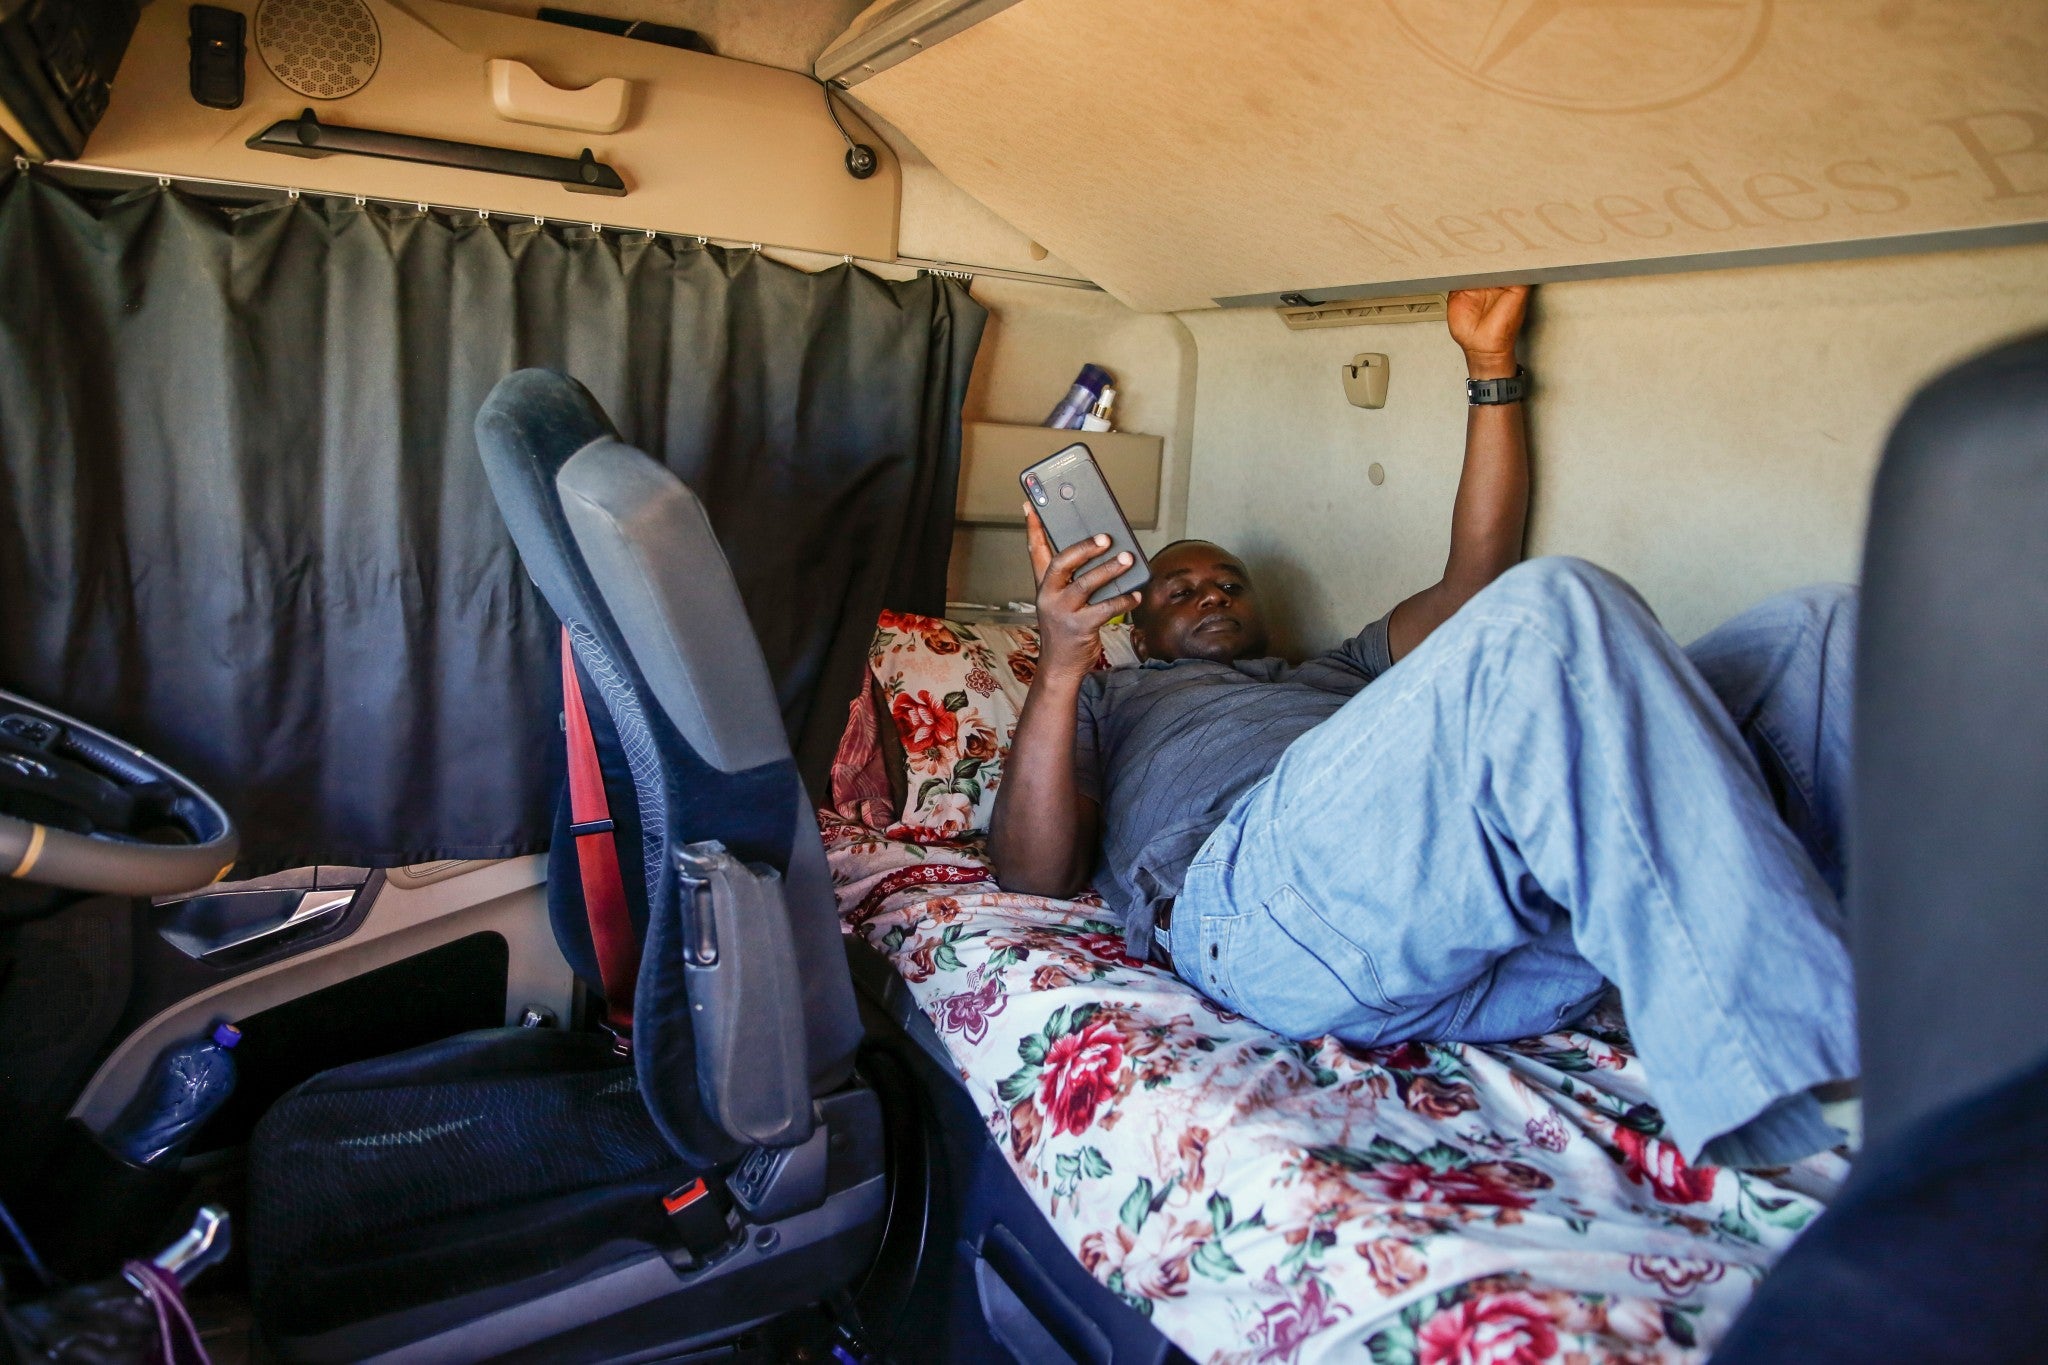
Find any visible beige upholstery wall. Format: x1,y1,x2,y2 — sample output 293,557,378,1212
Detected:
1181,241,2048,658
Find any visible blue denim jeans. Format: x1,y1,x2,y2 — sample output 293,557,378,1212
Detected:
1173,557,1860,1162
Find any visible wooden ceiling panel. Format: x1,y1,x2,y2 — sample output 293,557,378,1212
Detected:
851,0,2048,311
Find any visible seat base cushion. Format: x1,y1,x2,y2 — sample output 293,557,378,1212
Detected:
249,1028,698,1342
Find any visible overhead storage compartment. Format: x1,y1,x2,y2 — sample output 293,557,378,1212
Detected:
835,0,2048,311
80,0,900,261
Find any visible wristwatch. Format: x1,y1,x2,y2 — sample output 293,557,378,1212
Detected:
1467,366,1529,405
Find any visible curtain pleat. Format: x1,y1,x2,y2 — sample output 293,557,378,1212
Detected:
0,174,986,872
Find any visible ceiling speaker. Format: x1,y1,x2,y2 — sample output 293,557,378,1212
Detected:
254,0,382,101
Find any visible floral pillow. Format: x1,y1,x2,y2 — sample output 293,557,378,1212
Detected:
867,610,1134,842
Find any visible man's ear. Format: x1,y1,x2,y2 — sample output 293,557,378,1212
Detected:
1130,621,1151,660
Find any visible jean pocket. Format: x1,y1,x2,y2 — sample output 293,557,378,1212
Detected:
1229,885,1398,1043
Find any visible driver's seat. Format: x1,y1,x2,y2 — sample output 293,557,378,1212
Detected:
242,371,878,1362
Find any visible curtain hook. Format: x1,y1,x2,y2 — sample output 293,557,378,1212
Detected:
157,175,171,189
478,209,490,220
287,187,300,200
417,202,428,214
590,221,601,233
15,155,32,173
644,229,655,241
843,254,853,264
533,215,545,226
353,194,367,207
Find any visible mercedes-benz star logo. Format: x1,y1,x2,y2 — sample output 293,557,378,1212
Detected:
1383,0,1773,115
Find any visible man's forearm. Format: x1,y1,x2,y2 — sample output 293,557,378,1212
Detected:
1387,298,1533,660
1442,365,1530,592
989,672,1095,897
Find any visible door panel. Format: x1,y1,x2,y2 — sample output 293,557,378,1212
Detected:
70,855,571,1130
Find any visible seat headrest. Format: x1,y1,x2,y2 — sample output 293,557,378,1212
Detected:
475,369,620,638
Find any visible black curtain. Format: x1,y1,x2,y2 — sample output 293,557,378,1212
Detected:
0,173,985,872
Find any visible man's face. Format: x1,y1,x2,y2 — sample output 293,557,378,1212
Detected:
1131,541,1270,663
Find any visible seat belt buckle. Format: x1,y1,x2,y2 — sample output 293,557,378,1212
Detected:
661,1178,740,1264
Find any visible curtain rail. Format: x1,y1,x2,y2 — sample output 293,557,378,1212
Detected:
27,158,1105,293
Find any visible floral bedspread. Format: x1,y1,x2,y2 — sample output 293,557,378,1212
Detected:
825,818,1847,1365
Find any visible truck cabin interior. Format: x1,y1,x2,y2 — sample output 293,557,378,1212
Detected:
0,1,2044,1362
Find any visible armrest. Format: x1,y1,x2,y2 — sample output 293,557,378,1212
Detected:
655,841,813,1149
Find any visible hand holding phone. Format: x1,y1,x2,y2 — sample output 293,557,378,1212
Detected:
1019,443,1150,606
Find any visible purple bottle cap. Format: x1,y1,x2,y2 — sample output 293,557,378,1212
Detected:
212,1022,242,1049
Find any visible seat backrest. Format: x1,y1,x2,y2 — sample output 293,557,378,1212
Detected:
476,370,860,1159
1854,330,2048,1150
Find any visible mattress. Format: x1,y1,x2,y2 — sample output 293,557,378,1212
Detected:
824,817,1847,1365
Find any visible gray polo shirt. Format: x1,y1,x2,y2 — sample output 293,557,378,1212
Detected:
1074,613,1396,955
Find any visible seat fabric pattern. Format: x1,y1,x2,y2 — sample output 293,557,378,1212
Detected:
248,1029,695,1341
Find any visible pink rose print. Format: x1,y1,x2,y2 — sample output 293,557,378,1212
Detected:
926,790,974,835
1417,1290,1559,1365
1613,1127,1718,1204
1357,1161,1550,1211
1038,1019,1126,1136
892,690,957,752
1356,1238,1426,1297
1074,931,1147,969
1628,1253,1726,1296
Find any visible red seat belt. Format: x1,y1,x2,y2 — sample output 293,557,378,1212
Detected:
561,627,638,1049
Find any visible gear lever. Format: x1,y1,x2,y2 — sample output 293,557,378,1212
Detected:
7,1207,231,1363
151,1205,230,1285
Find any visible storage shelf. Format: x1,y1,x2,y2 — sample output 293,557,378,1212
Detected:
956,422,1162,528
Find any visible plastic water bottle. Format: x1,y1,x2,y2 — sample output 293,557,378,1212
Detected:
102,1022,242,1168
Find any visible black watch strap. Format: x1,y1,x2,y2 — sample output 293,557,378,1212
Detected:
1467,366,1528,406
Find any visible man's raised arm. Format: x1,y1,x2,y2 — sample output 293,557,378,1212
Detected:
988,515,1139,897
1386,285,1534,663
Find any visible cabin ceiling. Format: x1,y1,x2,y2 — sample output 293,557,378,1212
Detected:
447,0,874,75
843,0,2048,312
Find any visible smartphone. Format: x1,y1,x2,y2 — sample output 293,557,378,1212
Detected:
1020,442,1151,606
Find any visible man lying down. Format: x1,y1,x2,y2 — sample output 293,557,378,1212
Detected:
989,284,1858,1169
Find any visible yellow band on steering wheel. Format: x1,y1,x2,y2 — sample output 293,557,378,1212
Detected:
7,823,47,879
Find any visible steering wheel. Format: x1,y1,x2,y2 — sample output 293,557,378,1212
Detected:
0,689,238,898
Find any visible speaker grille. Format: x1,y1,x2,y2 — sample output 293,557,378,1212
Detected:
255,0,382,101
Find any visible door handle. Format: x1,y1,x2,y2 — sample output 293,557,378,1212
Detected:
156,883,363,964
